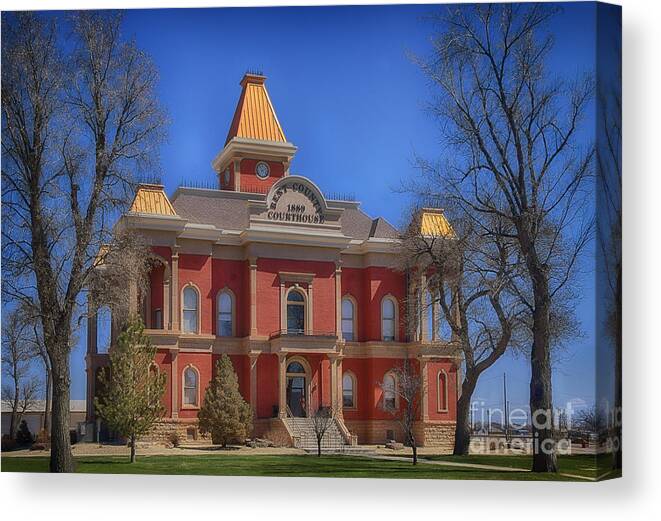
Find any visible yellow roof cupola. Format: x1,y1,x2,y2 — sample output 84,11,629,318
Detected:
129,184,177,216
225,73,287,144
419,208,455,238
212,72,298,191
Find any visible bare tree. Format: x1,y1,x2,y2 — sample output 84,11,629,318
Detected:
381,361,423,465
2,12,166,472
412,4,594,472
574,406,606,437
30,322,52,435
400,206,525,455
11,301,53,435
1,310,41,439
311,406,335,457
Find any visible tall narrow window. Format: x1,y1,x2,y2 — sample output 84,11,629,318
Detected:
217,291,233,337
287,289,306,334
183,366,198,406
96,305,112,354
436,286,453,340
342,372,356,408
437,370,448,412
182,286,199,333
426,290,434,340
341,297,355,341
383,373,396,410
153,309,163,330
381,297,396,341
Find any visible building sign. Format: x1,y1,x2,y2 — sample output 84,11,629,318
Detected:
267,180,326,224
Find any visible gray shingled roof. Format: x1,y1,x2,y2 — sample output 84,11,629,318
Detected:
173,192,250,230
369,217,400,239
170,189,399,240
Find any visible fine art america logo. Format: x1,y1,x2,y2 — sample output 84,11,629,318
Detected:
267,180,326,224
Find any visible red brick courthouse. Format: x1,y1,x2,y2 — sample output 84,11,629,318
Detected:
86,74,460,449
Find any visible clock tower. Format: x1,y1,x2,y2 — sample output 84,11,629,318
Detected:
212,73,297,193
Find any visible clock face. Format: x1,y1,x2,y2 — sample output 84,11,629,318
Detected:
256,161,270,179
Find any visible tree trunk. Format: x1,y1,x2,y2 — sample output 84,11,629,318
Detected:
130,434,136,463
529,275,558,473
9,389,19,440
42,357,52,435
518,226,558,474
612,266,622,470
48,352,74,473
317,438,322,457
454,376,477,455
411,440,417,465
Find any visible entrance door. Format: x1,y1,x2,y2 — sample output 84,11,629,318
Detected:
286,376,306,417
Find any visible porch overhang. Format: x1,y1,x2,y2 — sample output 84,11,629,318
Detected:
269,331,339,354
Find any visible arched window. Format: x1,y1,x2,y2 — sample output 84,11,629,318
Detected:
438,304,453,341
426,290,434,340
287,289,306,334
342,372,356,409
183,366,199,407
341,297,355,341
437,370,448,412
96,305,112,354
381,297,397,342
153,308,163,330
182,286,199,333
287,361,306,374
434,285,453,341
217,290,234,337
382,373,397,410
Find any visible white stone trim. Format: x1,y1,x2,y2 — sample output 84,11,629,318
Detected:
341,294,358,341
216,287,236,337
181,364,200,409
181,283,201,335
342,370,358,410
437,369,449,413
284,355,312,417
382,371,399,411
212,137,298,174
381,294,399,342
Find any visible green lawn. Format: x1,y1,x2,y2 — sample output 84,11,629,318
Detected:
1,454,593,481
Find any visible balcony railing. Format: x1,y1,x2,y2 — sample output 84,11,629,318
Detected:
269,329,337,340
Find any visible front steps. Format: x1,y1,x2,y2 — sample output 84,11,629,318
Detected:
284,417,355,453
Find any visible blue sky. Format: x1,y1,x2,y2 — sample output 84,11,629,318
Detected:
56,3,601,415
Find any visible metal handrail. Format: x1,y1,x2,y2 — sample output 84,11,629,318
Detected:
269,329,337,340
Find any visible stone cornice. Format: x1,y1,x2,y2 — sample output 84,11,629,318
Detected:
146,331,462,361
212,137,298,173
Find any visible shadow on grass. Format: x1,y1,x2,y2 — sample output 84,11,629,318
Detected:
178,445,242,452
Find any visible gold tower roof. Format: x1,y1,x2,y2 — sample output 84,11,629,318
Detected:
419,208,454,238
129,184,177,216
225,73,286,144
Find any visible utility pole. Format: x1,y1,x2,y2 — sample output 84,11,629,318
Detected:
503,372,510,444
